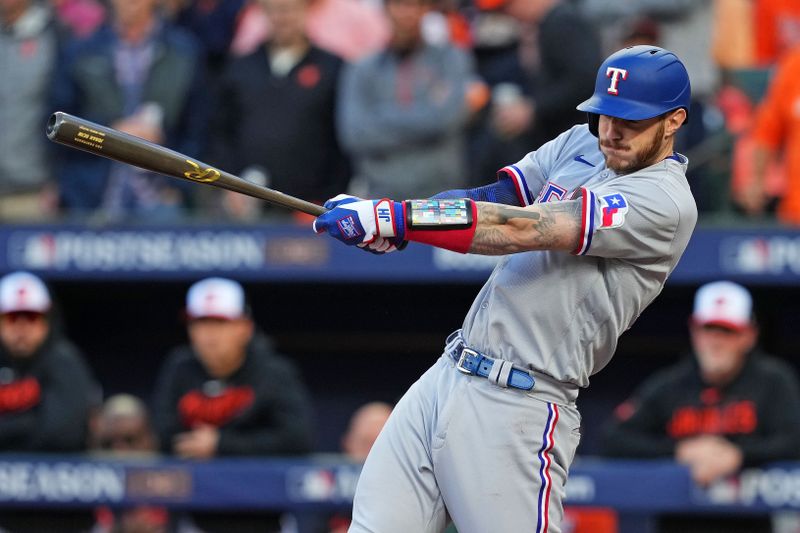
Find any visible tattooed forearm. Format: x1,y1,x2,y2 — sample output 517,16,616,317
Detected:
469,200,582,255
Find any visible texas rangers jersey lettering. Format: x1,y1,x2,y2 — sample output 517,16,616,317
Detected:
537,182,568,203
470,124,697,387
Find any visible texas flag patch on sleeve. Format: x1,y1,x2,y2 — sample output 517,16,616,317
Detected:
600,193,628,228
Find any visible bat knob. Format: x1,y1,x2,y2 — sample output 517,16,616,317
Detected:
46,112,65,140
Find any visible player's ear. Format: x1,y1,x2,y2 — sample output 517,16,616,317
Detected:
664,108,687,138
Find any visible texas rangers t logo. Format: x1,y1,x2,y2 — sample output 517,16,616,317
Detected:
606,67,628,95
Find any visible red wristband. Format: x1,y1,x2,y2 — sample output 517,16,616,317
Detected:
404,200,478,254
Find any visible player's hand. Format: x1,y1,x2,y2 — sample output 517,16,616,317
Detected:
359,236,408,254
313,194,406,253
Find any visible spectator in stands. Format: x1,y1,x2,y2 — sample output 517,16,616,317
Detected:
740,44,800,224
90,393,158,455
230,0,389,62
50,0,206,219
504,0,600,146
602,281,800,533
0,271,98,452
754,0,800,66
0,0,61,221
337,0,481,199
0,271,99,533
162,0,246,77
153,277,313,457
712,0,757,70
207,0,350,215
90,394,169,533
152,277,313,532
341,401,392,462
50,0,105,39
308,401,392,533
602,281,800,484
473,0,601,180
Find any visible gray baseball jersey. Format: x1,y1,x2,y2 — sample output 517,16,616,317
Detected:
462,123,698,388
349,123,697,533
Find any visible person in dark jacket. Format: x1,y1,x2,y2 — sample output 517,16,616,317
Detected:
0,271,98,452
472,0,602,182
0,271,99,533
153,276,313,458
50,0,206,218
153,277,313,533
207,0,349,216
602,280,800,533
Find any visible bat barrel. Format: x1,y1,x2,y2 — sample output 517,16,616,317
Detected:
45,112,327,216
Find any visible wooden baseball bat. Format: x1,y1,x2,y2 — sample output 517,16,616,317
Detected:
46,111,327,216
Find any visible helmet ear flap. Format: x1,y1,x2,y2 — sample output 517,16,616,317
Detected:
587,113,599,137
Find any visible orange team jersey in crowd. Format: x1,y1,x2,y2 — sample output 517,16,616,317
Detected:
755,0,800,65
751,46,800,223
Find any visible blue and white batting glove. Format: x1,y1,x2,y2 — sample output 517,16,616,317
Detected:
313,194,406,254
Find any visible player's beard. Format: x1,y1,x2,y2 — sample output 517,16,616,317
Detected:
600,120,667,175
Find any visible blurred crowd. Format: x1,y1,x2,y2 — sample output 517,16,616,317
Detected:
2,0,800,225
0,269,394,533
3,1,800,531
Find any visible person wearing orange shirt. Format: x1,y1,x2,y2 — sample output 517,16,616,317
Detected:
755,0,800,65
742,45,800,223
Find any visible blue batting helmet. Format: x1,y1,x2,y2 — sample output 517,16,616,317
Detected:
577,45,691,135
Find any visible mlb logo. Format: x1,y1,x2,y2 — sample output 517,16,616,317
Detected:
337,215,362,239
600,193,628,228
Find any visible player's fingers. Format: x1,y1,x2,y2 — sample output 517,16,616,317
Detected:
312,212,336,234
323,194,360,210
373,238,391,252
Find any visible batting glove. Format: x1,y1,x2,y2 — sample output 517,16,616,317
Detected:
313,194,406,253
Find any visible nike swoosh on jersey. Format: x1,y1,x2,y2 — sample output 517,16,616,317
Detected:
574,154,595,167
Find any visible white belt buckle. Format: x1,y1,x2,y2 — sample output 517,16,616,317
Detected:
456,348,479,374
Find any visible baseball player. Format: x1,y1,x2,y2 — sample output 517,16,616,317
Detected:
313,45,697,533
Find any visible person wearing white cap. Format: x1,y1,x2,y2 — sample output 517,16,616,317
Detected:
0,271,98,453
601,280,800,530
152,277,313,532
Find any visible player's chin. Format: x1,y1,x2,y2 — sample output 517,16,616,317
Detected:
605,154,647,175
604,154,631,173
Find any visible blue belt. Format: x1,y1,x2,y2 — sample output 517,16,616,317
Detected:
445,332,535,391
